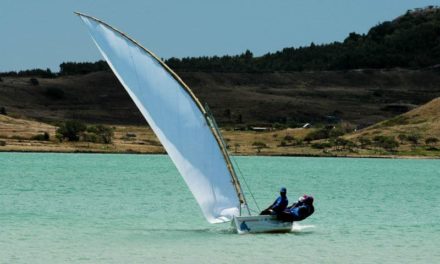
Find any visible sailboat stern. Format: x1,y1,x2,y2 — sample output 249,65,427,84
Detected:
232,215,293,234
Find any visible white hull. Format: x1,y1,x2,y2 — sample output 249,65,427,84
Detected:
232,215,293,234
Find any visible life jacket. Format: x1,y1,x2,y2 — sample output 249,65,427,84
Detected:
271,196,288,212
289,204,314,221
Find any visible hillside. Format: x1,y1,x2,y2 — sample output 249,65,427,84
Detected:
1,69,440,128
2,7,440,128
1,97,439,157
343,97,440,156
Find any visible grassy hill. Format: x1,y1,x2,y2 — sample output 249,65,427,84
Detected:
1,97,439,158
2,68,440,129
344,97,440,156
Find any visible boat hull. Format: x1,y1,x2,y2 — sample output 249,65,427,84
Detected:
232,215,293,234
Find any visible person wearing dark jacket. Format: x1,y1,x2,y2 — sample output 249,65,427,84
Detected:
260,187,289,215
278,195,314,222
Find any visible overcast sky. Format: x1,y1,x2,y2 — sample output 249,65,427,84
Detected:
1,0,439,72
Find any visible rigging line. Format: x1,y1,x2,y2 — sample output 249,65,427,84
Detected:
230,156,261,213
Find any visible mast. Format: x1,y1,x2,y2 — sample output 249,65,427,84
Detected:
75,12,250,215
204,104,250,215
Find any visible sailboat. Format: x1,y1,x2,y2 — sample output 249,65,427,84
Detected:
76,12,293,234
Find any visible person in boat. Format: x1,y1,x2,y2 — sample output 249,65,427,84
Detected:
260,187,289,215
277,195,314,222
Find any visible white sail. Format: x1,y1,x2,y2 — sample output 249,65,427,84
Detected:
76,13,241,223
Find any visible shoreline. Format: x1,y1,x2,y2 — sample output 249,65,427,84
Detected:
1,148,438,160
1,115,439,160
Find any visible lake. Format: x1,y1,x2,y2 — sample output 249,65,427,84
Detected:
1,153,439,263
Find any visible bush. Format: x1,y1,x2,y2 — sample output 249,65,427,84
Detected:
273,123,287,129
252,141,268,148
359,137,371,147
397,134,408,143
31,132,50,141
328,127,345,138
425,137,438,146
82,132,99,143
407,134,420,145
44,87,65,100
381,116,409,127
56,120,87,141
253,141,267,153
373,135,399,151
30,78,39,86
0,106,6,115
86,125,114,144
311,142,333,149
284,135,294,141
304,128,329,143
125,133,136,138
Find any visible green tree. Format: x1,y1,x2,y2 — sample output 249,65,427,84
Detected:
56,120,86,141
373,135,399,151
359,137,371,148
425,137,438,146
86,125,114,144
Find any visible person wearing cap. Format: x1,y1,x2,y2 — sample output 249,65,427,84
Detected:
260,187,289,215
278,195,314,222
287,195,307,209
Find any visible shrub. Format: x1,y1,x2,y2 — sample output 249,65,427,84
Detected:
44,87,65,100
11,135,28,140
0,106,6,115
252,141,268,148
359,137,371,147
273,123,287,129
328,128,344,138
234,143,240,152
311,142,333,149
380,116,409,127
425,137,438,146
86,124,114,144
407,133,420,145
31,132,50,141
82,132,99,143
253,141,267,153
56,120,87,141
397,134,408,143
30,78,39,86
304,128,329,143
284,135,294,141
373,135,399,151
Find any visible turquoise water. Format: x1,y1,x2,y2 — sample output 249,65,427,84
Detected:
1,153,439,263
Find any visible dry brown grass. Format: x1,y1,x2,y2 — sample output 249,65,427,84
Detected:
2,95,440,158
0,114,322,155
343,97,440,156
